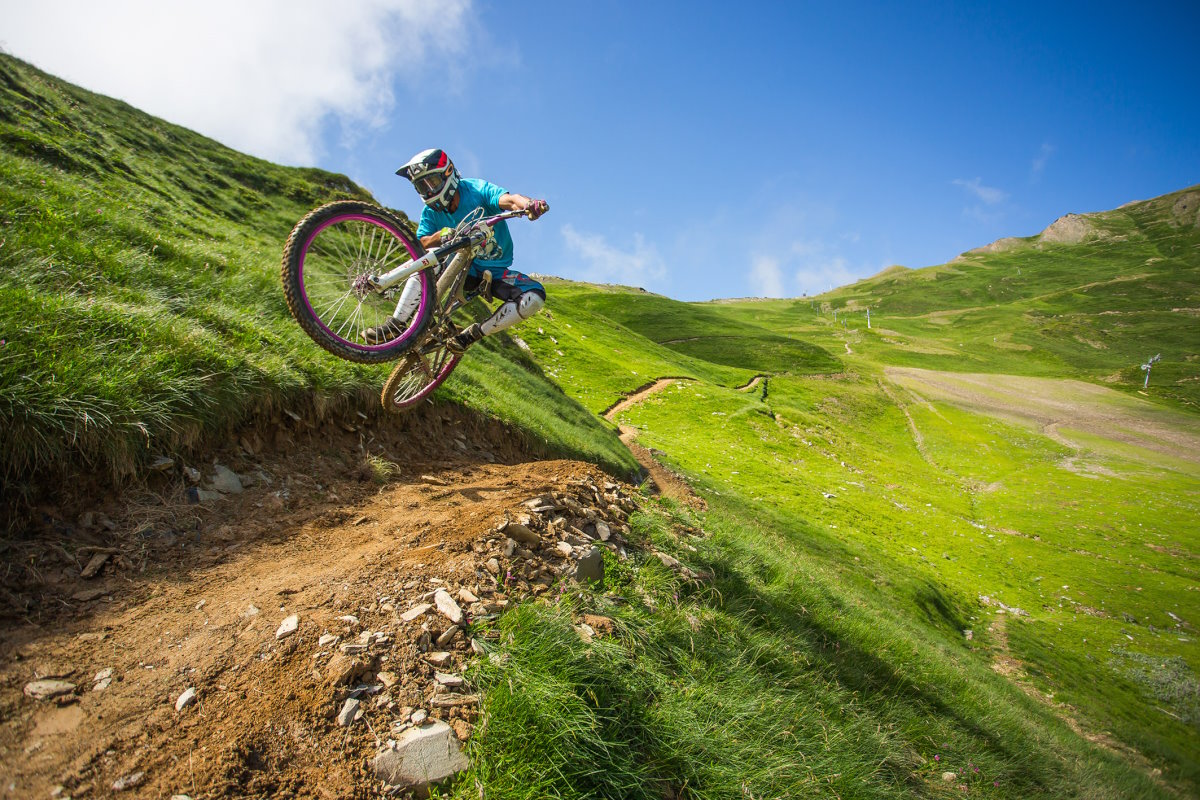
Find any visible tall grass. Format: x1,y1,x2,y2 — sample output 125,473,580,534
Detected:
460,499,1166,799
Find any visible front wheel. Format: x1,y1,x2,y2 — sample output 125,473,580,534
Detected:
381,343,461,413
281,201,434,364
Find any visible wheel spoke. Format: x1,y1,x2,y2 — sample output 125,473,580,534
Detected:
316,289,354,323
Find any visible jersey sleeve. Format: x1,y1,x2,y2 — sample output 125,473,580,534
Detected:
478,181,508,214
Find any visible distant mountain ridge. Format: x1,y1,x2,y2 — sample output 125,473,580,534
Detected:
818,183,1200,409
957,187,1200,259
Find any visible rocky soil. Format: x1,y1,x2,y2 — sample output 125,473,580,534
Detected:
0,404,658,799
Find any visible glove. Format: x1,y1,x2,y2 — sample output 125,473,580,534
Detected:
437,226,454,243
526,199,549,220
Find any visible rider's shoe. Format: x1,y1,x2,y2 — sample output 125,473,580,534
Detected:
362,316,405,344
446,323,484,354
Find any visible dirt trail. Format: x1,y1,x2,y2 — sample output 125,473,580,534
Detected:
735,375,765,392
886,367,1200,467
878,379,933,466
986,613,1168,790
603,379,703,507
600,377,692,419
0,405,642,799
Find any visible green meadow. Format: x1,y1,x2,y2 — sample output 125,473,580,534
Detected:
2,52,1198,798
501,194,1200,795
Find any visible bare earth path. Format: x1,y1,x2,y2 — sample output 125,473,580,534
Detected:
0,406,640,799
735,375,765,392
885,367,1200,467
603,379,703,506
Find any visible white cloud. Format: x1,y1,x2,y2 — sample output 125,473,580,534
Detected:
952,177,1008,205
0,0,473,164
750,256,785,298
792,256,856,297
561,225,668,288
745,237,863,298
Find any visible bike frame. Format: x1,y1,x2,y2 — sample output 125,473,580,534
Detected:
369,209,527,294
397,208,530,352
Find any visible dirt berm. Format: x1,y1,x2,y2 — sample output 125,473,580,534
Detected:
0,402,651,798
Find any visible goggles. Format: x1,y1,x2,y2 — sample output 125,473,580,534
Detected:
412,170,447,200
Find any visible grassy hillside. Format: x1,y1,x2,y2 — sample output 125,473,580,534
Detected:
778,189,1200,410
3,52,1197,798
0,53,636,497
505,222,1199,795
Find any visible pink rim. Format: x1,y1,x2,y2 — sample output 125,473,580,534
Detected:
390,352,461,409
298,213,428,351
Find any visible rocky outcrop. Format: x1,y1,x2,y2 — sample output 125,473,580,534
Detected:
1038,213,1097,244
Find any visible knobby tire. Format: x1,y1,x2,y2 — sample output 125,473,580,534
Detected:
281,201,434,364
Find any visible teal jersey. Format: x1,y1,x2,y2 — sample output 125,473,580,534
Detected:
416,178,514,268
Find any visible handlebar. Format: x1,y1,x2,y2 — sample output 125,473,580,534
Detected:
483,207,540,226
432,205,545,259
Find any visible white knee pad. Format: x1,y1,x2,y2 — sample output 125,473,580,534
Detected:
516,291,545,320
480,291,545,336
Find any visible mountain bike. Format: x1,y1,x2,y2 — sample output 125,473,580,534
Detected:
280,200,533,411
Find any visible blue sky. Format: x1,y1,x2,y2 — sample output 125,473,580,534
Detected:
4,1,1198,300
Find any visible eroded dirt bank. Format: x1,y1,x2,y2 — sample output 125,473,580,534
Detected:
0,403,644,799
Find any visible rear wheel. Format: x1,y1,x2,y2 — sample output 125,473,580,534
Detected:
381,343,461,413
281,201,433,363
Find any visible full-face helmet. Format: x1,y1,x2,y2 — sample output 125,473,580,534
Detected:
396,148,460,212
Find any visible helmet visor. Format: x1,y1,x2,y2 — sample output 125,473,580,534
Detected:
412,171,447,200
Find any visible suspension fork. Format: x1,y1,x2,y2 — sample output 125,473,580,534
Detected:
436,250,472,306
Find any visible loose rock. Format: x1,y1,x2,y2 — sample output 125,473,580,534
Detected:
175,687,198,711
112,771,145,791
210,464,244,494
434,672,464,687
150,455,175,472
337,697,361,726
503,522,540,546
425,651,452,668
324,653,369,686
429,694,479,709
575,547,605,586
24,680,76,701
433,589,464,625
276,614,299,639
436,626,460,649
80,552,110,579
373,720,469,790
401,603,432,622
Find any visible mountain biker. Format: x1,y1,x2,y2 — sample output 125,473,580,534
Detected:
363,148,549,354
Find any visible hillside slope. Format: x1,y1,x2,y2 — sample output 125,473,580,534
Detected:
0,53,636,502
802,188,1200,408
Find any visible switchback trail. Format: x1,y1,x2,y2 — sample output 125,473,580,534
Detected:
603,379,703,507
735,375,766,392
